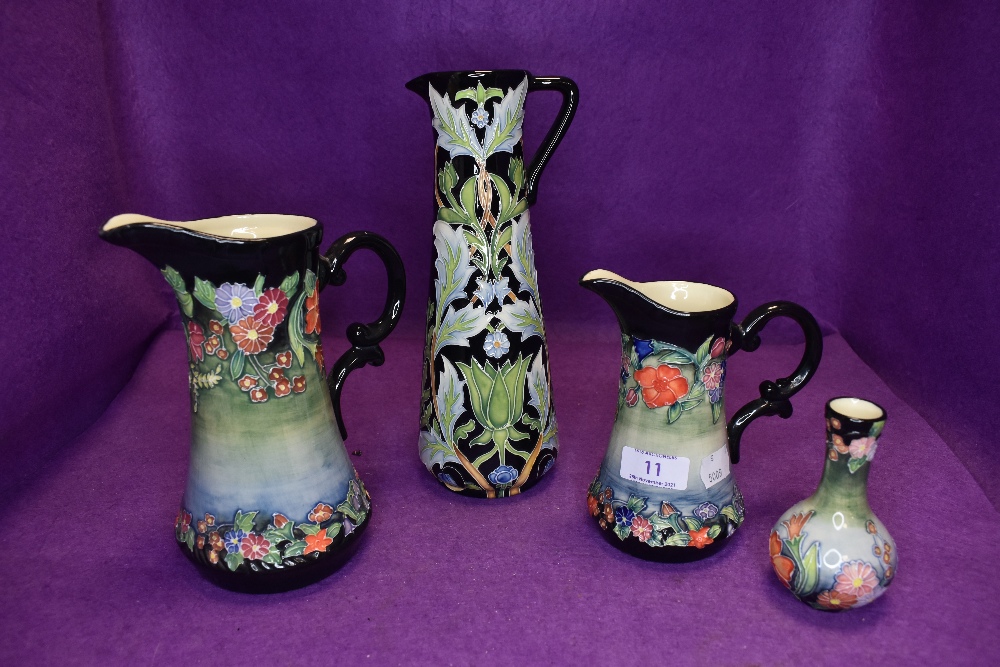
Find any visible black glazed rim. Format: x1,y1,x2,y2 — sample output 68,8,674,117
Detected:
180,509,371,594
406,70,533,96
99,214,320,246
595,521,731,562
825,396,887,425
578,274,739,320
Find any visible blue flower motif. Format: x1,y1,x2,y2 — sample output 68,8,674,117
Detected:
614,505,636,528
470,107,489,128
438,472,457,486
488,465,518,487
484,331,510,359
215,283,258,324
694,502,719,520
633,338,654,362
473,277,495,307
223,529,247,554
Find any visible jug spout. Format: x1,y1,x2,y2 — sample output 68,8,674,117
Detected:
580,269,738,341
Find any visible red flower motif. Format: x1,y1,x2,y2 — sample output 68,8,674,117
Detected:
268,368,285,382
208,320,224,335
274,377,292,397
292,376,307,393
625,387,638,407
196,520,207,534
216,348,228,360
208,549,219,564
272,513,289,529
305,289,321,334
828,449,839,461
832,434,849,454
253,288,288,327
238,375,259,392
204,335,221,356
204,513,215,527
196,535,206,550
710,337,726,358
314,343,325,372
208,532,224,552
587,494,600,517
816,589,858,610
231,316,275,355
781,510,815,540
275,351,293,368
633,364,689,408
688,526,714,549
304,531,334,555
177,510,192,533
187,321,205,362
770,531,795,589
631,516,652,542
249,387,268,403
240,533,271,560
309,503,333,523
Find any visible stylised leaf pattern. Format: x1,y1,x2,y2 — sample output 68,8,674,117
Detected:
496,299,544,341
434,302,491,356
483,77,528,156
428,85,486,161
433,221,476,323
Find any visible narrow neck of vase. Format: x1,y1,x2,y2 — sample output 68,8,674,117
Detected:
812,398,887,511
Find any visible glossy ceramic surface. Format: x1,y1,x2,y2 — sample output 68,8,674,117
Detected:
100,215,405,592
770,398,896,611
581,271,823,561
408,70,578,498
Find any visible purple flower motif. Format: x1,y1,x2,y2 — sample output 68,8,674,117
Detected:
215,283,258,324
694,502,719,520
223,529,247,554
709,387,723,404
614,505,636,528
342,518,355,537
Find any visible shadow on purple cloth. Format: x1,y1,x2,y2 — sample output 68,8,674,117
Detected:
1,1,998,663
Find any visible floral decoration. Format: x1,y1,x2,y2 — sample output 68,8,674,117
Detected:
618,333,729,425
587,475,744,548
826,416,885,474
175,477,370,573
159,266,324,411
769,509,895,611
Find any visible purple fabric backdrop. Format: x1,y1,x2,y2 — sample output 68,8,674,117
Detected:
2,1,998,663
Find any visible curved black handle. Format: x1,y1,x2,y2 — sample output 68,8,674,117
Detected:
726,301,823,464
318,231,406,439
525,76,579,206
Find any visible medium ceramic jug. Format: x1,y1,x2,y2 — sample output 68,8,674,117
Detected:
581,271,823,561
101,214,405,591
407,70,578,498
770,397,896,611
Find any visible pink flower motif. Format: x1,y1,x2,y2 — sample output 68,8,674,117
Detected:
625,387,638,407
834,560,879,598
240,533,271,560
701,362,724,390
630,515,652,542
187,321,205,362
710,337,726,358
849,436,878,461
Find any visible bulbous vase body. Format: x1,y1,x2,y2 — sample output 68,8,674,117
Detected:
770,398,897,611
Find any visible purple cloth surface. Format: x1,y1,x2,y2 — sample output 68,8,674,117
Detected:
2,329,997,665
2,1,998,506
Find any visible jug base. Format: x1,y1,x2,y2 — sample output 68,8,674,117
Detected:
181,509,371,593
596,522,731,562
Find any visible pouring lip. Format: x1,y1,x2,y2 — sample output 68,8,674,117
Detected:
579,269,738,317
101,213,319,242
406,69,532,94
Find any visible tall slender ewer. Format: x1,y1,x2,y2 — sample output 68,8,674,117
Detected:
407,70,578,497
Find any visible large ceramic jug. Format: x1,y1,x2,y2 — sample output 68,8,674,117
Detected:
581,271,822,561
101,214,405,591
407,70,578,498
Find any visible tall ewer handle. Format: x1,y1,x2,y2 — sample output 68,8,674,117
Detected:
319,231,406,439
524,76,579,205
726,301,823,464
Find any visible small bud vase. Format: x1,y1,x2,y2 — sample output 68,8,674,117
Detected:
770,397,897,611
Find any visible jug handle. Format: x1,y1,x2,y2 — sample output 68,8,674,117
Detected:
525,76,579,206
319,231,406,439
725,301,823,464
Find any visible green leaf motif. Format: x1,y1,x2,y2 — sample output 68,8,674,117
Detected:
279,272,300,300
427,86,487,161
459,177,477,224
193,277,217,310
625,494,647,514
679,398,703,412
454,420,476,441
433,222,476,323
847,457,867,474
795,541,821,597
288,291,307,366
695,335,714,368
684,516,702,531
161,266,194,317
434,302,490,357
707,525,722,539
225,552,244,572
264,521,295,545
253,274,266,297
303,269,318,297
262,546,283,565
483,78,528,156
663,532,692,547
234,511,257,533
646,532,665,547
711,401,723,425
613,523,630,541
283,540,307,558
656,351,694,366
509,216,539,299
325,522,343,540
183,529,195,551
496,299,544,342
299,523,323,536
666,402,683,424
720,505,740,526
229,349,245,380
